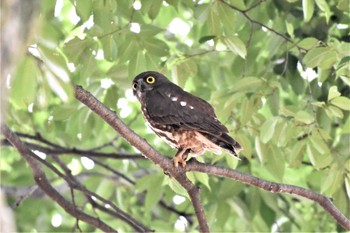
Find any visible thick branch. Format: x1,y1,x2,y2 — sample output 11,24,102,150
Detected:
186,159,350,230
1,125,117,232
74,84,209,232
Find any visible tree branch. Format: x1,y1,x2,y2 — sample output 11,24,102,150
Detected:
186,159,350,230
74,84,210,232
2,133,145,160
219,0,306,52
0,125,118,232
2,134,195,225
74,84,350,231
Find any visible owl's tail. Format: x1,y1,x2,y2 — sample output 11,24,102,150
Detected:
203,132,242,159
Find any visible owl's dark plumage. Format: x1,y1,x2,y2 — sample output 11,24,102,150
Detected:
132,71,242,167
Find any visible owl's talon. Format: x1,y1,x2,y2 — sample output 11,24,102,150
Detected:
173,157,179,167
173,156,186,168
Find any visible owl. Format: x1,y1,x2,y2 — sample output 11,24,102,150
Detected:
132,71,242,167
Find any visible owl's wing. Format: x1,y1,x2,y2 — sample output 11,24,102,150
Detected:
145,84,228,135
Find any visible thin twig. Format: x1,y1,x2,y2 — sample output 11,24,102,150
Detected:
1,125,118,232
2,137,145,160
218,0,306,52
242,0,266,13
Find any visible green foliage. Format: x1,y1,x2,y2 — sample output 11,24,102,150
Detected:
2,0,349,232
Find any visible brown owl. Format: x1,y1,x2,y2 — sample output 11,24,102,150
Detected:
132,71,242,167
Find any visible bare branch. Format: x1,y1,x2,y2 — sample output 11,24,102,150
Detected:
1,125,118,232
3,133,145,160
186,159,350,231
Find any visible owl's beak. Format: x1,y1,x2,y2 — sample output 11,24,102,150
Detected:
135,79,153,92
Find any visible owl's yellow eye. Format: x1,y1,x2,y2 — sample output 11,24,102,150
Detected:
132,82,138,90
146,76,155,84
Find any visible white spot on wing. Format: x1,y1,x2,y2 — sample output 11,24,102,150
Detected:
167,93,171,98
171,97,178,101
180,101,187,106
189,105,194,109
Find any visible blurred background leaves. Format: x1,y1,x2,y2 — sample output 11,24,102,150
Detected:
1,0,349,232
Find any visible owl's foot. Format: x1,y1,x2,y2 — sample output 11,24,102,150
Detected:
173,156,186,167
173,148,190,167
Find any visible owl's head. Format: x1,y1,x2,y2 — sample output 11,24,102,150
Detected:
132,71,170,96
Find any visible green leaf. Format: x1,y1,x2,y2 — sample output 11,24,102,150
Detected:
236,133,252,159
38,46,70,83
309,133,330,155
143,37,169,57
10,58,38,107
173,59,197,87
139,24,163,36
76,0,92,21
268,89,280,116
294,111,314,124
321,165,343,195
218,1,236,33
194,172,211,191
285,21,294,39
44,69,74,103
144,174,164,215
280,106,296,117
51,105,76,121
194,4,209,22
302,0,314,22
101,35,118,61
167,177,189,199
222,36,247,59
135,173,162,192
318,68,332,83
337,0,350,11
63,37,95,63
225,155,239,168
118,37,139,63
240,97,254,126
255,137,268,164
315,0,332,23
306,143,332,169
345,177,350,200
311,101,326,108
260,117,278,143
148,0,162,20
297,37,319,50
207,3,220,35
337,56,350,70
289,141,306,167
303,47,337,69
128,51,147,78
330,96,350,111
228,77,263,93
327,86,341,101
328,105,344,118
342,116,350,134
265,146,285,182
276,121,293,147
